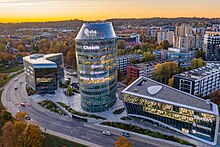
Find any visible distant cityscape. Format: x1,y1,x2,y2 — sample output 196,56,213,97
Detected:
1,18,220,147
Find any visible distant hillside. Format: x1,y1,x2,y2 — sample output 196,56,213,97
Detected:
0,19,84,33
1,17,220,34
106,17,220,27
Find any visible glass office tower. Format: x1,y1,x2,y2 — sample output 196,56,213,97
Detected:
75,22,117,112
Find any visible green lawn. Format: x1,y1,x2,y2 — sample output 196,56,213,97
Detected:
0,65,23,73
0,90,5,111
43,133,87,147
0,70,23,88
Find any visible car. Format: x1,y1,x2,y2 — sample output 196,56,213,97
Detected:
14,86,18,90
121,132,130,137
19,81,22,84
20,103,25,106
102,131,111,136
25,115,31,120
14,78,18,81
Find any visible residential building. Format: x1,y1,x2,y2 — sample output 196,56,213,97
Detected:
157,30,174,45
122,76,219,145
23,53,64,94
126,60,175,83
153,47,195,67
117,33,140,48
117,54,143,73
203,32,220,61
75,22,117,112
174,63,220,97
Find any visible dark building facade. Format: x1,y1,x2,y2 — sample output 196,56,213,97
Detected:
122,77,219,145
75,22,117,112
203,32,220,61
23,53,64,94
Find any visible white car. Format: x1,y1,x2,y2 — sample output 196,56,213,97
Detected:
14,78,18,81
102,131,111,136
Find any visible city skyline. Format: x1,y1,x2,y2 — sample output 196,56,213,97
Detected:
0,0,220,23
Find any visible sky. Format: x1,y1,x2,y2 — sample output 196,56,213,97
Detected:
0,0,219,23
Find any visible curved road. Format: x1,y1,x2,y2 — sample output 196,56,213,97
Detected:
2,73,189,147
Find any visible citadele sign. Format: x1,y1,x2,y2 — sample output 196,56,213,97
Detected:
84,28,97,36
83,45,100,50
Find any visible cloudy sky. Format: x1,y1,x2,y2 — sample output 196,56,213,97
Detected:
0,0,219,22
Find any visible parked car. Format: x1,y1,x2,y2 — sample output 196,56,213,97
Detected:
102,131,111,136
14,78,18,81
20,103,25,106
121,132,130,137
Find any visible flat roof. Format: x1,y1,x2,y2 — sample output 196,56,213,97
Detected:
23,54,59,67
175,63,220,80
122,77,218,114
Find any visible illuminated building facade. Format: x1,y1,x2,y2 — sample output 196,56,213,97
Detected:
122,77,219,145
23,53,64,94
75,22,117,112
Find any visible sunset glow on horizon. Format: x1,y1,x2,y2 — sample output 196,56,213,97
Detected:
0,0,219,23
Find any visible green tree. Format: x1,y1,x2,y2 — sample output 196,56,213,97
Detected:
0,110,14,127
117,40,126,49
196,49,204,59
20,124,45,147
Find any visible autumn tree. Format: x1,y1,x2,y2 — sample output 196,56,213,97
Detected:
117,69,124,81
161,40,171,49
141,51,157,62
2,121,16,147
17,44,26,52
191,58,206,69
153,62,178,84
117,40,126,49
168,76,174,87
20,124,45,147
13,121,27,146
15,111,28,121
115,136,132,147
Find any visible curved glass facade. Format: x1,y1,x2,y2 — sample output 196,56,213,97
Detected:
75,22,117,112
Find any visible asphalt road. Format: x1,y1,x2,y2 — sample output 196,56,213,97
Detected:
2,73,168,147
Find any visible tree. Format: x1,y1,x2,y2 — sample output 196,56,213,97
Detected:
20,124,45,147
117,40,126,49
117,69,124,81
117,49,125,56
15,112,28,121
168,76,174,87
196,49,204,59
13,120,27,146
130,58,139,64
141,42,151,52
0,110,14,127
115,136,132,147
142,52,157,62
191,58,206,69
2,121,16,147
17,45,26,52
161,40,171,49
